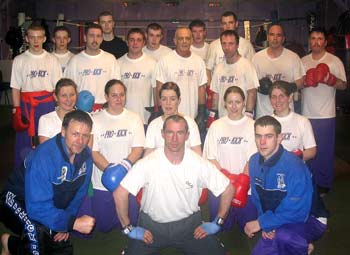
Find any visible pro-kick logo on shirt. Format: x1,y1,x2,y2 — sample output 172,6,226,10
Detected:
281,132,292,141
122,72,143,79
28,70,48,78
218,136,243,144
276,173,286,189
58,166,68,181
219,75,236,83
101,129,127,138
80,68,103,76
266,73,282,81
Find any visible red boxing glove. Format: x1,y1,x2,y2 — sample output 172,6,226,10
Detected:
220,168,237,185
206,86,214,109
231,173,250,208
12,106,29,132
198,188,208,206
304,68,318,88
136,188,143,205
292,149,303,159
207,109,218,129
315,63,337,86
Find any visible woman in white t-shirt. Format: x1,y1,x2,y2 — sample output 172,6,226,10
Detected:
269,81,316,161
78,79,145,233
38,78,77,143
203,86,257,232
145,82,202,156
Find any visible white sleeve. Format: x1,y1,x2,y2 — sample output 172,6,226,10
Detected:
10,57,22,90
51,58,63,88
145,121,157,149
198,59,208,86
203,123,218,160
187,118,201,147
246,61,260,89
210,67,220,93
200,159,229,197
38,115,49,137
206,43,216,71
131,115,146,147
155,59,167,84
120,159,148,196
113,59,121,80
302,118,316,149
292,56,306,81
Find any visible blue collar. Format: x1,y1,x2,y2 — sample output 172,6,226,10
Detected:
258,145,284,167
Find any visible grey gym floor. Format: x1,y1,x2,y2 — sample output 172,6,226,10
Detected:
0,105,349,255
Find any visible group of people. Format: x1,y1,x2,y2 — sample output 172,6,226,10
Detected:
0,8,347,255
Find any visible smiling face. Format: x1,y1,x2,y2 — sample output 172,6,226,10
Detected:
62,120,91,156
270,87,292,116
54,85,77,112
225,91,244,120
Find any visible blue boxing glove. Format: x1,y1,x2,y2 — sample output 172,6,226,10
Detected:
102,159,132,192
76,90,95,112
200,216,223,235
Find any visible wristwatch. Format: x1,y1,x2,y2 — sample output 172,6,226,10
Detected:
216,217,225,226
122,224,133,235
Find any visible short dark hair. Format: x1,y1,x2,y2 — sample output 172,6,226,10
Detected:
268,23,285,37
126,28,146,41
53,26,71,38
189,19,206,30
224,86,245,102
146,23,163,34
220,30,239,45
221,11,237,22
62,110,93,130
104,79,127,95
254,115,281,135
309,27,327,38
85,22,103,35
163,114,189,133
55,78,78,96
98,11,114,22
26,24,45,35
159,82,181,99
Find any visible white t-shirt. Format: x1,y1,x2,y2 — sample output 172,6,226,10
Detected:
142,45,172,62
121,148,229,223
119,53,156,124
64,50,120,104
211,57,259,117
38,110,62,138
206,37,255,72
155,50,207,118
10,50,62,92
145,115,201,149
91,108,145,191
203,116,256,175
252,48,305,118
301,52,347,118
273,112,316,151
53,51,74,73
190,42,209,62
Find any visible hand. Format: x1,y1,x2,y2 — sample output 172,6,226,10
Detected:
73,215,95,234
232,173,250,208
292,149,303,159
53,232,69,242
244,220,261,238
194,219,221,239
304,68,318,88
127,226,154,244
76,90,95,112
262,230,276,240
315,63,337,86
12,106,29,132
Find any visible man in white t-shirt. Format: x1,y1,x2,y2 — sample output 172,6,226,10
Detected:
252,24,305,118
10,24,62,169
65,23,120,110
142,23,172,62
301,27,347,194
206,11,255,86
189,19,209,62
112,115,234,255
211,30,258,119
52,26,74,73
155,27,207,132
119,28,156,125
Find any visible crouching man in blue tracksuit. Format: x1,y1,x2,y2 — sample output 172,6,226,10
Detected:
244,115,315,255
0,110,95,255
